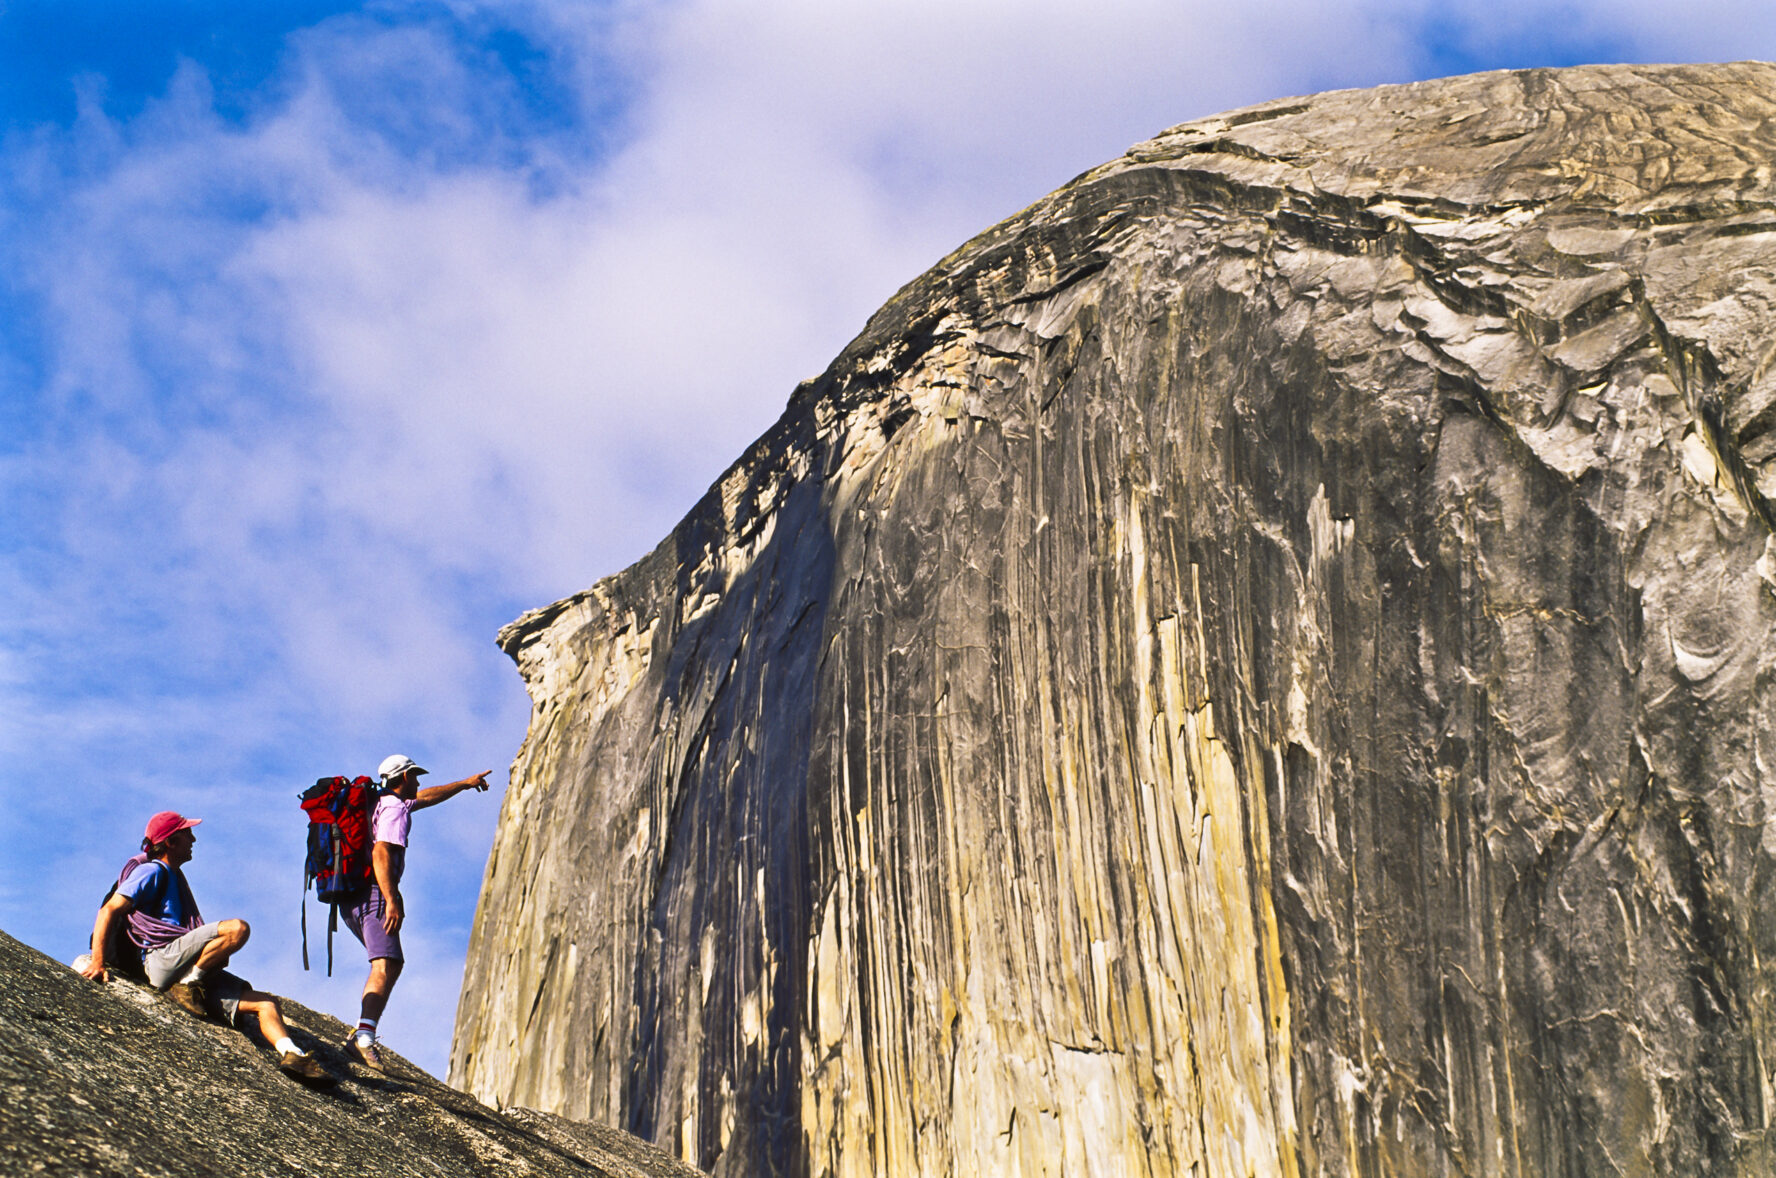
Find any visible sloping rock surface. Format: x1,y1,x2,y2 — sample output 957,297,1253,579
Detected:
0,930,701,1178
454,63,1776,1177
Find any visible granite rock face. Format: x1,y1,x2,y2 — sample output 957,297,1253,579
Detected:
0,930,702,1178
453,64,1776,1177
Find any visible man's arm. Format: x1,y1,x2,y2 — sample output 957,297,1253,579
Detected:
411,770,492,811
373,841,404,935
81,892,134,982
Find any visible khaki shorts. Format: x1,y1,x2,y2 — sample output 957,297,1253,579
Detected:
142,923,250,1024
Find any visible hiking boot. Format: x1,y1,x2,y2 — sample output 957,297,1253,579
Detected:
279,1050,337,1087
165,981,210,1019
345,1033,385,1072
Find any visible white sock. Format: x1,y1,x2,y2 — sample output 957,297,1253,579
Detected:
179,965,210,985
355,1017,377,1043
274,1037,303,1056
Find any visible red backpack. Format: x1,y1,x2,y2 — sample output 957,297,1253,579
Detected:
300,775,376,974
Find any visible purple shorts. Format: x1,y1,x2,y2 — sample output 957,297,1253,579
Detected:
340,886,405,963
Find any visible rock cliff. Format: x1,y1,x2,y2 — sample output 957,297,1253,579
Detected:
452,63,1776,1177
0,929,701,1177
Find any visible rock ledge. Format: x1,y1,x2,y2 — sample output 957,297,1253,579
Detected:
0,929,701,1178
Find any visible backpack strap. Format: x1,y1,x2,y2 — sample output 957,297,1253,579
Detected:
299,872,340,976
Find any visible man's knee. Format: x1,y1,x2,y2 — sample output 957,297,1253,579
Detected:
218,918,251,945
237,989,278,1014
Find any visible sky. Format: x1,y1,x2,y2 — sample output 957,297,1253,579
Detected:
3,0,1772,1084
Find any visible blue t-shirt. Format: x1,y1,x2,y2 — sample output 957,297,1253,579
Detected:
118,860,191,927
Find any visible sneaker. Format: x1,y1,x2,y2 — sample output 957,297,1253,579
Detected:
165,981,209,1019
278,1050,337,1086
345,1033,385,1072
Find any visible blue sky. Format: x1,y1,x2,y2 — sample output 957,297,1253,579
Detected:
3,0,1772,1083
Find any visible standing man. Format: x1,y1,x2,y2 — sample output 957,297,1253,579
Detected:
82,811,335,1085
339,754,490,1070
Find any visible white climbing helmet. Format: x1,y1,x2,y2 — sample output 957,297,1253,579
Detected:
378,754,429,783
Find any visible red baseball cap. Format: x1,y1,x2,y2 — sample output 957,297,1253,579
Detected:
145,811,201,844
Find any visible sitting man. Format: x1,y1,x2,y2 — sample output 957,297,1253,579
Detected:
82,810,334,1086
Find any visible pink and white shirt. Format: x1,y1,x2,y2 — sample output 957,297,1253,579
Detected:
372,794,417,884
371,794,415,847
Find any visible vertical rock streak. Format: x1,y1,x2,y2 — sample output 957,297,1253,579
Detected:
455,65,1776,1177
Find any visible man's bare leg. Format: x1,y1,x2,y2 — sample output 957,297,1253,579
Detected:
347,957,403,1071
162,919,251,1016
359,956,404,1024
238,992,334,1084
192,918,250,973
236,991,290,1044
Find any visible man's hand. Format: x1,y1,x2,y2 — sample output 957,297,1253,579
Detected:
382,890,405,935
80,957,109,983
467,771,490,792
